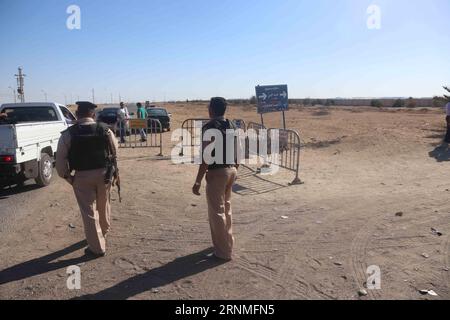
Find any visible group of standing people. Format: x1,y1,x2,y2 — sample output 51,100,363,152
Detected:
56,98,238,261
117,101,151,143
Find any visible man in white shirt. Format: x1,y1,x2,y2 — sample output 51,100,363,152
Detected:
446,101,450,143
118,102,130,144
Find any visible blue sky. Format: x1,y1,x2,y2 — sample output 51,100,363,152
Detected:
0,0,449,103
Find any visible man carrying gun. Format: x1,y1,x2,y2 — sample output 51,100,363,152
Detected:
56,102,119,257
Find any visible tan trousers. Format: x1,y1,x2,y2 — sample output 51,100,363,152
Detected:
73,169,111,255
206,167,237,260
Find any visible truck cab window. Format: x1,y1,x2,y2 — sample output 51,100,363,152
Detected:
2,107,59,123
60,106,77,121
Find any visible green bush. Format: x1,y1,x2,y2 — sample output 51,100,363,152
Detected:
406,98,417,108
433,96,446,108
371,99,383,108
392,99,404,108
444,86,450,102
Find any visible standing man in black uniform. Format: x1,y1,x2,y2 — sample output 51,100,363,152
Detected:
56,102,119,257
192,97,239,261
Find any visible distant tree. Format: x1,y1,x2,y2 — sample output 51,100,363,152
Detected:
433,96,446,108
371,99,383,108
443,86,450,102
433,86,450,105
406,97,417,108
392,99,405,108
304,98,311,106
249,96,257,105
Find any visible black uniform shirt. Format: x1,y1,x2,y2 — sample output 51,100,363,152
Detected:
202,117,237,170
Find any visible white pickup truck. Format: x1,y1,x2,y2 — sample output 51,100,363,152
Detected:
0,102,76,187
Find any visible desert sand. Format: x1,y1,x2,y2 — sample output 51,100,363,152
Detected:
1,104,449,300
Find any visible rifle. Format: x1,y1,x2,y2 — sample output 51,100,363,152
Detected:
105,132,122,203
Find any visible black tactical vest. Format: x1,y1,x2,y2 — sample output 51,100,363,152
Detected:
202,119,237,170
68,123,110,171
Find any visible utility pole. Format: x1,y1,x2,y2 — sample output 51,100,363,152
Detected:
111,93,113,104
92,88,95,103
64,94,68,105
8,86,16,103
15,67,26,102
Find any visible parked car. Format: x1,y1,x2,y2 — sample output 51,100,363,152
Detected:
146,107,171,132
0,102,75,187
97,107,120,131
97,107,131,136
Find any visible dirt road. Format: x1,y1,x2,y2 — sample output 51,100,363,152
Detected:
1,104,450,300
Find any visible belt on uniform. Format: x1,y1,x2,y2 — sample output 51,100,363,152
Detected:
208,165,236,171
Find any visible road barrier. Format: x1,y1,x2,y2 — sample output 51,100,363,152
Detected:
179,118,210,157
244,122,302,185
246,122,266,159
232,119,247,131
267,128,302,185
179,118,246,157
118,119,163,156
178,118,301,185
247,121,265,132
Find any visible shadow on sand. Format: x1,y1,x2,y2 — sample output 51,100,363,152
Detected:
74,248,227,300
429,143,450,162
233,166,288,196
0,241,94,285
0,183,42,200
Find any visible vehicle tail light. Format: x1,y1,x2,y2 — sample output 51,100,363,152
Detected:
1,155,14,163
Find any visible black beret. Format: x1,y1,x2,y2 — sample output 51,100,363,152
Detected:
209,97,227,116
76,101,97,112
210,97,227,108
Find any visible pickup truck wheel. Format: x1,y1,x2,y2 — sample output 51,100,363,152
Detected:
35,154,53,187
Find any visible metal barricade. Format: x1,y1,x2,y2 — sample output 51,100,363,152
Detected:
179,118,247,162
247,121,265,132
244,122,302,185
178,118,302,185
232,119,247,131
118,119,163,156
245,122,266,159
179,118,209,157
267,128,302,185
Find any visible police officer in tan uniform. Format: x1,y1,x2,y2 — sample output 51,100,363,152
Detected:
192,97,238,261
56,102,118,257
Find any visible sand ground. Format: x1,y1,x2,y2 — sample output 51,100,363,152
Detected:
1,104,450,300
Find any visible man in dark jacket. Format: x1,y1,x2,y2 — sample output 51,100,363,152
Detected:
56,102,119,257
192,97,239,261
